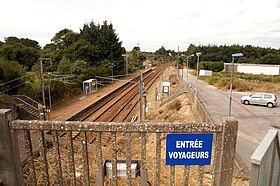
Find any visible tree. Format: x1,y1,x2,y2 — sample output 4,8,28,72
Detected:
0,58,26,94
51,29,77,50
78,20,125,74
0,37,40,70
0,41,4,47
155,46,168,56
259,53,280,65
185,44,280,65
57,56,71,75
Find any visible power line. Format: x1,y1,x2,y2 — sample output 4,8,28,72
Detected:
0,74,32,87
0,82,26,93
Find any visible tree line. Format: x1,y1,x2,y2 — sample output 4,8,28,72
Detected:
154,44,280,70
0,21,130,103
186,44,280,65
1,20,280,104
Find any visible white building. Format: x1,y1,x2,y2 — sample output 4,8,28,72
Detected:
224,63,280,75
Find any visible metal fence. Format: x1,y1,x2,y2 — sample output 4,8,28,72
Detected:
250,129,280,186
0,109,238,185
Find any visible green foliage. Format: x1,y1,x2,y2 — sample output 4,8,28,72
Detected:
137,52,147,61
57,56,71,75
155,46,168,56
258,53,280,64
17,72,41,98
0,37,40,70
200,61,224,72
200,72,280,93
186,44,280,66
51,29,77,50
0,20,127,104
45,21,125,77
0,58,26,94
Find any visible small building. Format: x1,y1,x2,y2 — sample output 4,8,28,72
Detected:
83,79,97,94
224,63,280,75
143,59,152,69
199,70,213,76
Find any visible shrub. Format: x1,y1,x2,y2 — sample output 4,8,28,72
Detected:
201,61,224,72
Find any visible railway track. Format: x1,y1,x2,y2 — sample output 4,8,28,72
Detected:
60,63,171,141
20,63,172,167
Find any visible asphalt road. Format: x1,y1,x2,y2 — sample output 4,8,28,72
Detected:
183,70,280,169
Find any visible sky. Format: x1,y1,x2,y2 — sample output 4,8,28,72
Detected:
1,0,280,52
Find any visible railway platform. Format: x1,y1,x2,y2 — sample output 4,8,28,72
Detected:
48,72,146,121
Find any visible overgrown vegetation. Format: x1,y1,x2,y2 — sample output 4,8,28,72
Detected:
0,21,141,105
153,44,280,72
200,61,224,72
199,72,280,93
186,44,280,67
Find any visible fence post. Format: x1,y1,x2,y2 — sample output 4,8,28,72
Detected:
218,117,238,186
0,109,23,185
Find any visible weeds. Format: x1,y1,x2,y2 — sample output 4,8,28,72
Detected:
200,72,280,93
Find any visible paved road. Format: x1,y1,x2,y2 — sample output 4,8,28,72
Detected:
183,70,280,169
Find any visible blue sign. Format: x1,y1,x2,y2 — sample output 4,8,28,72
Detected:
232,53,243,57
166,133,213,165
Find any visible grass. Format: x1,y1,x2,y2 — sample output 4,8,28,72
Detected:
198,72,280,93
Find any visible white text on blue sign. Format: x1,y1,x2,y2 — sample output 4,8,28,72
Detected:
166,134,213,165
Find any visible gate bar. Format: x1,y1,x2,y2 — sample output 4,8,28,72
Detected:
23,130,37,185
38,130,50,185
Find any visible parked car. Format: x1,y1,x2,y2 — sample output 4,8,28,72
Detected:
241,93,278,108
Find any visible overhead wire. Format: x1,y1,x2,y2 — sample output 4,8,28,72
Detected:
0,74,32,87
0,82,27,93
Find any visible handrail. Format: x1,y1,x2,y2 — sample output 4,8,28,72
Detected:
12,95,41,108
250,129,280,186
250,129,279,165
12,96,39,111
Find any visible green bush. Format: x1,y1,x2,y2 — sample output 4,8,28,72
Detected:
201,61,224,72
200,71,280,93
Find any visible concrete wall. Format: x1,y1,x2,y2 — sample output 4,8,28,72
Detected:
237,64,280,75
0,109,23,185
199,70,213,76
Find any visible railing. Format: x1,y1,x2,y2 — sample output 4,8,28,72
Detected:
12,95,41,109
250,129,280,186
12,95,41,118
0,109,238,186
160,78,188,107
187,83,212,122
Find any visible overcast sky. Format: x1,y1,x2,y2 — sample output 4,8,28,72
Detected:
1,0,280,52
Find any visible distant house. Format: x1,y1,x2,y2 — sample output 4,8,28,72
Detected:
143,59,152,69
224,63,280,75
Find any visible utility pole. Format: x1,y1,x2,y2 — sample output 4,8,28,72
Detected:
39,58,51,120
126,51,128,77
39,58,46,120
144,92,147,119
155,87,158,108
39,58,45,107
48,80,52,111
177,46,179,74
